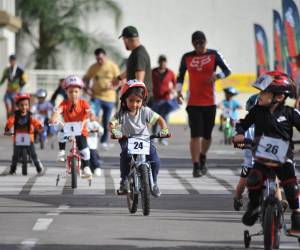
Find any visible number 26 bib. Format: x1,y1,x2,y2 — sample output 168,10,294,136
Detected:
255,135,289,163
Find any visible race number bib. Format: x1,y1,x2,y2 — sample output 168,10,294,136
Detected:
16,133,31,146
64,122,82,136
255,136,289,163
128,138,150,155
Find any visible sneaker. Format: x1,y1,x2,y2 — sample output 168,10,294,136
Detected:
242,203,259,226
94,168,102,177
233,197,243,211
83,166,92,178
36,163,44,175
57,150,65,162
119,179,129,194
199,154,207,175
152,184,161,197
9,171,16,175
193,163,202,178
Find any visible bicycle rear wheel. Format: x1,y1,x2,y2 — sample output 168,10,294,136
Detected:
127,174,138,214
139,165,150,216
71,156,78,189
263,205,280,250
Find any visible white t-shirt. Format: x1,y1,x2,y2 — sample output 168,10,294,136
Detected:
87,120,101,149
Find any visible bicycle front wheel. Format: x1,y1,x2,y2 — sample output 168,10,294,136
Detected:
139,165,150,216
127,174,138,214
71,156,78,189
263,205,280,250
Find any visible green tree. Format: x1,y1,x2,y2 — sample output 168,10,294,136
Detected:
16,0,122,69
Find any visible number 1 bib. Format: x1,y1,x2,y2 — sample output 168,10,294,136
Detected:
255,136,289,163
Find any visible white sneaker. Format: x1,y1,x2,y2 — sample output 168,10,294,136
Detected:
57,150,65,162
83,166,92,178
94,168,102,177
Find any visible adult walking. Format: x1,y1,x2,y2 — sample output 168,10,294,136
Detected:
83,48,120,149
152,55,178,145
0,54,28,117
176,31,231,177
114,26,152,99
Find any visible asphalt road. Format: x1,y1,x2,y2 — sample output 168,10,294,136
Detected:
0,126,300,250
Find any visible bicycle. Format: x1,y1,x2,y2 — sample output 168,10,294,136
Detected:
53,121,92,189
115,133,170,216
4,131,32,175
234,138,300,249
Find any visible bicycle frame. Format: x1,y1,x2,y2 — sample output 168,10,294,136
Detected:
66,136,81,175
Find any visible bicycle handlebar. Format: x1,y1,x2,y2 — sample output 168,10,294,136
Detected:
111,133,172,140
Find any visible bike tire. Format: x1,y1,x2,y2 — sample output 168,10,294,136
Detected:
263,205,280,250
21,148,27,176
139,165,150,216
127,174,138,214
71,156,77,189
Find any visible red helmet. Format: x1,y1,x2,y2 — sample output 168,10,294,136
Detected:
120,79,148,99
63,75,84,89
252,71,296,98
15,93,30,104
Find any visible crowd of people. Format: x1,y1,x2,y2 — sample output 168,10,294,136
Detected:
2,25,300,231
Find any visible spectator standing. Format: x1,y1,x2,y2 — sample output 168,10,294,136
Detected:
50,78,67,106
152,55,178,145
0,55,28,117
83,48,120,149
114,26,153,100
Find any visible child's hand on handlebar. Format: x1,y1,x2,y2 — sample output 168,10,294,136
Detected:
112,128,122,139
159,128,170,137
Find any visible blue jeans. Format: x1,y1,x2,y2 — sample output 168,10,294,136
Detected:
91,98,114,143
119,139,160,182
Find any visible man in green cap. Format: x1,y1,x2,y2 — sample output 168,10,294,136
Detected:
114,26,153,99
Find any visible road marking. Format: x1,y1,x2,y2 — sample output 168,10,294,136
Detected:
46,204,70,216
32,218,53,231
20,238,37,250
104,169,116,195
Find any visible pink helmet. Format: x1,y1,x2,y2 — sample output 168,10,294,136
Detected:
120,79,148,100
63,75,84,89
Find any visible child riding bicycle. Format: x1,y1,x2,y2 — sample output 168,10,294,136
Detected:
31,88,54,148
5,93,44,175
109,80,169,197
50,75,93,178
233,71,300,231
218,86,241,131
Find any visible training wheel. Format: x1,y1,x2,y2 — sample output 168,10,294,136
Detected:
244,230,251,248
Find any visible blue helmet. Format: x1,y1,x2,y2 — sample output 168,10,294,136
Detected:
246,94,259,111
223,86,239,96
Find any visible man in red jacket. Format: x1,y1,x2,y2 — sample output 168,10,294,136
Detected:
152,55,178,145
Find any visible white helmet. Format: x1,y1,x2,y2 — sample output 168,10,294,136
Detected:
36,88,47,98
63,75,84,89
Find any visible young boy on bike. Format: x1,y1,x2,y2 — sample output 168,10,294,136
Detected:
5,93,44,175
109,80,169,197
218,86,241,131
31,88,54,148
233,71,300,231
50,75,93,178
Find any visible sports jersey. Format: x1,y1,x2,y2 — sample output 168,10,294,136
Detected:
5,111,43,143
57,99,91,136
177,49,231,106
236,104,300,160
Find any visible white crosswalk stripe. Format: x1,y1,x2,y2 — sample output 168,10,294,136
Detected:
0,165,299,196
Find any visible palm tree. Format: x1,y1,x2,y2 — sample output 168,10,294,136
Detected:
16,0,122,69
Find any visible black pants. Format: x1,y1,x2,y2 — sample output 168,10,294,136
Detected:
10,144,41,173
247,161,299,209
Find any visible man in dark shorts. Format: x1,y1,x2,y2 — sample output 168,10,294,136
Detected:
114,26,152,98
176,31,231,177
